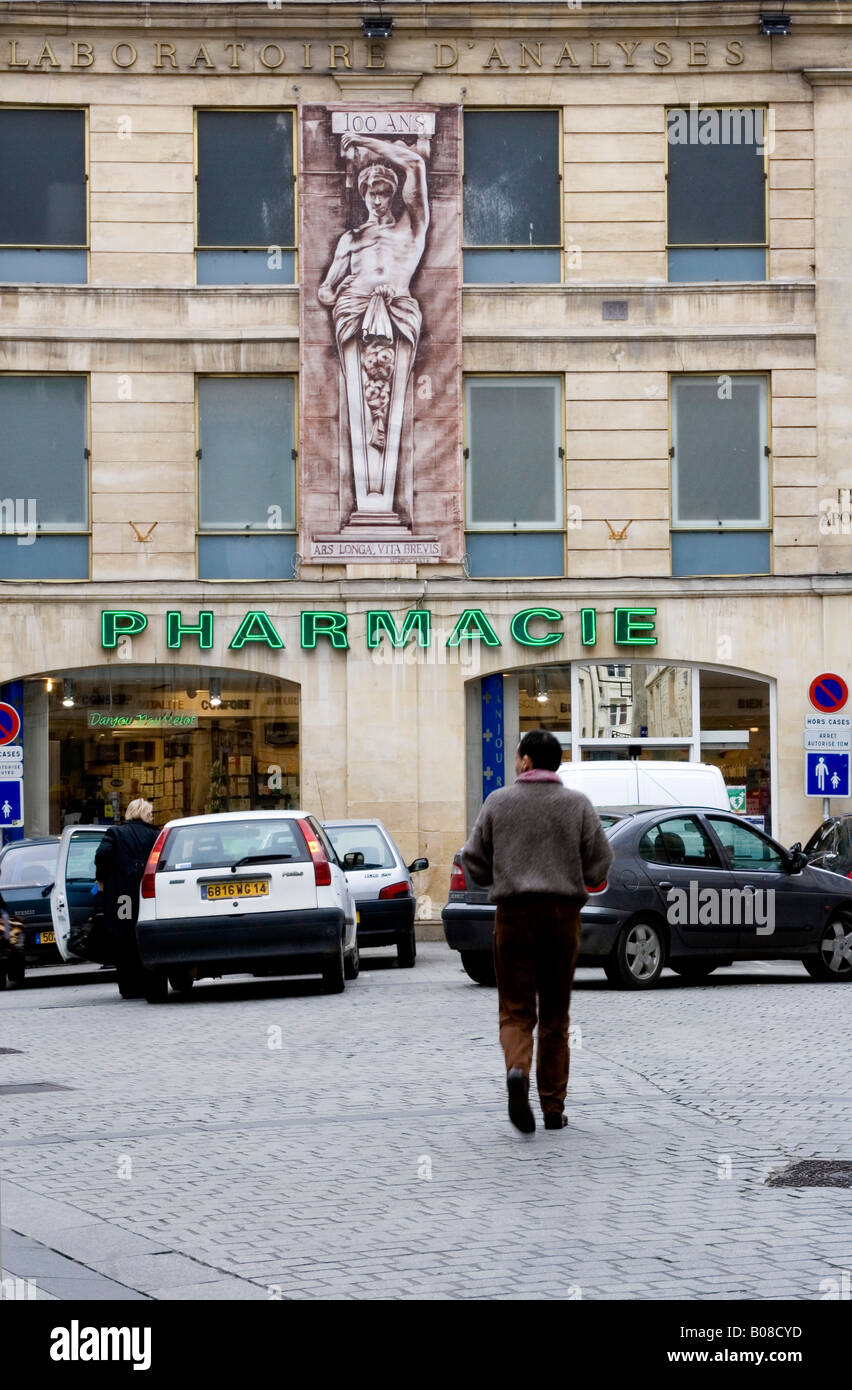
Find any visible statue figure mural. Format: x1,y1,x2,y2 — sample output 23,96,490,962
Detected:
318,130,431,530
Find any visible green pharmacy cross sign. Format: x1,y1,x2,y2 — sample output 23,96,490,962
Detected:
100,606,657,653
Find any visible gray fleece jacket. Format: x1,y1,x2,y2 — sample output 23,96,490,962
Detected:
461,780,614,904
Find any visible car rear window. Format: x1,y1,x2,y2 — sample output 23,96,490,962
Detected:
324,824,396,869
160,820,309,872
0,843,59,886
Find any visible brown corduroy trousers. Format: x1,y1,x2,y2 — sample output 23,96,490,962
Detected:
493,894,583,1115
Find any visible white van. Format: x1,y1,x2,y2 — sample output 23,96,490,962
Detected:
557,759,730,811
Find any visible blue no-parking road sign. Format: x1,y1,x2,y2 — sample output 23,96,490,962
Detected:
806,752,851,798
0,778,23,828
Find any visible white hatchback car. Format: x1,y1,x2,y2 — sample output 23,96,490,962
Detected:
133,811,358,1002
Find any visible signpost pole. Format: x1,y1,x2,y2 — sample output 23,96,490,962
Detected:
823,796,830,822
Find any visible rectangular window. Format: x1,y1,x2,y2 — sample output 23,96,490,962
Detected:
197,376,297,580
0,376,89,579
463,111,561,284
464,376,564,577
667,107,766,282
196,110,295,285
671,374,769,576
0,109,87,283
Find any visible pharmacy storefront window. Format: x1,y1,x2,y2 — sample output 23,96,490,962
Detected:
666,107,767,283
466,663,773,833
464,376,564,578
197,375,297,580
671,374,770,577
575,663,693,753
0,375,89,580
699,669,771,832
0,108,87,284
463,110,561,284
196,109,295,285
20,666,300,836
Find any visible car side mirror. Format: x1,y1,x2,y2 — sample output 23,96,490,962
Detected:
408,858,429,874
41,883,54,897
342,851,364,870
787,849,807,873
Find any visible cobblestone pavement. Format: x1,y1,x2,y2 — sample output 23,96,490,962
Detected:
1,948,851,1301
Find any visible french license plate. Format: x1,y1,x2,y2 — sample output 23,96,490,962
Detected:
36,931,56,945
202,880,269,901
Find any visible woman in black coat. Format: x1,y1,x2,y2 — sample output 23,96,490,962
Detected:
95,798,159,999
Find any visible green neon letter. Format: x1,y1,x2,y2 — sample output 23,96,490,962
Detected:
510,608,563,648
446,609,501,648
229,611,284,650
101,610,147,649
301,611,349,650
614,607,657,646
167,610,214,650
366,609,431,649
580,608,597,646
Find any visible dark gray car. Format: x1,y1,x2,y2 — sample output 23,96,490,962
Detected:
442,807,852,989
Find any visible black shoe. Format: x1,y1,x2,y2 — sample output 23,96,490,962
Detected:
506,1068,535,1133
543,1112,568,1130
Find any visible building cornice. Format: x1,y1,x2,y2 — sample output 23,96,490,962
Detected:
3,575,852,605
0,1,849,38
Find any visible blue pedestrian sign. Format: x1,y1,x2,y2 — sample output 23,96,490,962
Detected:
0,778,23,828
806,752,851,798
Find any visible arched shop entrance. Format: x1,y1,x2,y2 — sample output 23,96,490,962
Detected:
466,662,774,834
4,665,300,839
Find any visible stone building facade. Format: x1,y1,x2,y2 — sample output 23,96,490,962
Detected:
0,1,850,910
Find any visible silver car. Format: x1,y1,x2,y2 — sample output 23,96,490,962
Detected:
323,819,428,968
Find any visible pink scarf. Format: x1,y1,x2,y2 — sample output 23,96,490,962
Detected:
516,770,562,782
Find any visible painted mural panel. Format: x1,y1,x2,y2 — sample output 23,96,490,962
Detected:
300,105,462,563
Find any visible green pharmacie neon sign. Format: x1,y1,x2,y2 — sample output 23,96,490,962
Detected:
100,606,657,653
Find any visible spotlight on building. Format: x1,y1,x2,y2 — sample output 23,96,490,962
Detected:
362,8,393,39
759,13,791,36
208,678,222,709
45,677,54,693
535,675,549,705
62,679,75,708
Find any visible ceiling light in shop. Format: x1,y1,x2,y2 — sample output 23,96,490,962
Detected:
208,678,222,709
535,675,549,705
62,679,75,709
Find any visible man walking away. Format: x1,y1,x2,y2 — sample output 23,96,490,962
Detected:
462,730,613,1134
95,798,159,1000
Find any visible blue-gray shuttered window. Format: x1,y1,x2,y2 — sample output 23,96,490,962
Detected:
196,111,295,284
197,377,297,580
0,109,87,284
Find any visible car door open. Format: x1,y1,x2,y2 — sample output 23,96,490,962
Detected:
50,825,104,961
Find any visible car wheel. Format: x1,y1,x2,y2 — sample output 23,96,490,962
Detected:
802,915,852,982
344,937,360,980
604,919,666,990
168,967,196,995
397,929,416,969
460,950,496,986
142,968,169,1004
322,936,346,994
